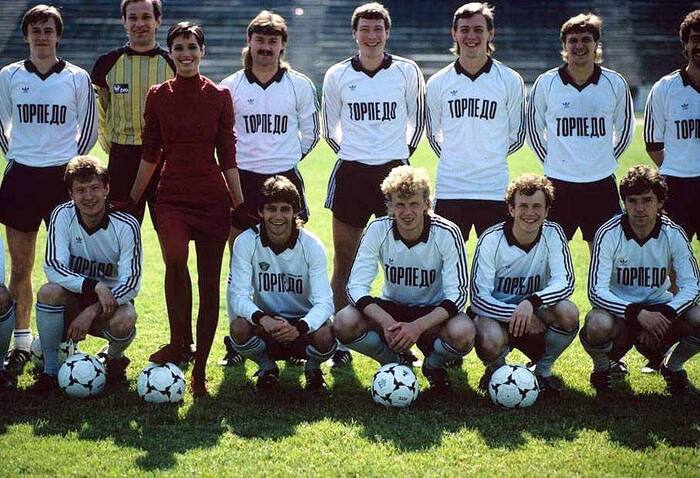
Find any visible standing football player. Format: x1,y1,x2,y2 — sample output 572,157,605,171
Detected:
0,5,97,374
219,10,319,367
470,174,578,396
582,166,700,396
527,13,634,252
322,2,425,318
426,2,526,241
644,10,700,242
227,176,336,393
31,156,141,394
333,166,473,395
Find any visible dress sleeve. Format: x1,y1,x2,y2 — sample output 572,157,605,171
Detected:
141,86,162,164
216,89,237,170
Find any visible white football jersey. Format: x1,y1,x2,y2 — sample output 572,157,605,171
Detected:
589,214,700,318
346,214,468,316
220,67,319,174
470,220,575,322
228,225,333,332
527,65,634,182
426,59,526,200
644,69,700,178
322,53,425,164
0,60,97,167
44,202,142,305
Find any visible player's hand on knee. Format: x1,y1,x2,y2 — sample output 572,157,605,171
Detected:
274,320,300,344
66,313,95,342
637,310,671,342
637,330,660,347
95,282,117,319
388,322,421,353
510,301,534,337
260,315,284,335
526,314,547,335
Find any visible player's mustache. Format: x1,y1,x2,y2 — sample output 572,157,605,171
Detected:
258,50,273,56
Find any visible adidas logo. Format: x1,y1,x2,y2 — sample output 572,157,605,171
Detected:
349,85,357,91
681,103,689,110
21,86,29,93
450,89,458,96
562,101,570,109
247,98,255,105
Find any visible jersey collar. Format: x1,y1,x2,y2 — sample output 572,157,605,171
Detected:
351,53,392,77
124,43,165,57
244,67,286,90
76,203,110,235
454,57,493,81
504,218,542,253
260,223,300,255
392,213,431,248
558,64,602,92
680,68,700,94
24,58,66,81
621,214,662,246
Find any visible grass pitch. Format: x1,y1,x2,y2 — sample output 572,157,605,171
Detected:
0,128,699,477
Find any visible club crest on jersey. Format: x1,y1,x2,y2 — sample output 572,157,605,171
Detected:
681,103,689,110
112,84,129,94
259,262,270,271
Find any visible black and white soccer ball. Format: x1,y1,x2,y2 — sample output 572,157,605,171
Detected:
137,362,185,403
57,353,107,398
488,364,539,409
371,363,420,408
30,337,80,369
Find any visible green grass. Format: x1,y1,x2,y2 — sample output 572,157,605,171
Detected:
0,127,699,477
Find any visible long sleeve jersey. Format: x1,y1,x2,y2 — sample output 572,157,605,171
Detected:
470,220,575,322
589,214,700,319
0,59,96,166
426,59,526,200
644,69,700,178
346,214,468,317
527,65,634,182
228,225,333,332
322,53,425,164
45,202,142,305
91,44,174,152
220,67,319,174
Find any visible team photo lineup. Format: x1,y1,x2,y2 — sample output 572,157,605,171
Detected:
0,0,698,430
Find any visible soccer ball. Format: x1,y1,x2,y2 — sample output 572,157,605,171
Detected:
371,363,420,408
136,362,186,403
488,364,540,409
29,338,80,369
57,353,107,398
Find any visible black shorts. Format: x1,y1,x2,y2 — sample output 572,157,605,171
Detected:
547,176,621,242
108,143,161,226
232,167,308,230
663,175,700,241
0,161,68,232
373,299,442,354
325,159,405,228
434,199,507,240
468,306,546,362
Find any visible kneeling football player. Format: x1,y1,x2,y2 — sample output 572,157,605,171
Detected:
227,176,336,393
582,165,700,395
470,174,579,396
333,166,473,395
31,156,141,394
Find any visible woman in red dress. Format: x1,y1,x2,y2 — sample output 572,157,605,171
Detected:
130,22,243,397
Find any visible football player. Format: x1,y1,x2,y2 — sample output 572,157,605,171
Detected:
219,10,320,367
470,174,578,396
227,176,336,393
582,165,700,396
0,5,97,374
426,2,526,241
527,13,634,253
333,166,473,395
644,10,700,242
31,156,141,394
322,2,425,317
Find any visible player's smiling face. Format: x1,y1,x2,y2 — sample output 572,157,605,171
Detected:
70,177,109,221
563,32,597,67
353,18,389,57
170,35,203,77
509,190,548,237
249,33,285,68
261,201,295,245
624,191,662,232
452,15,492,60
684,27,700,68
388,191,429,239
123,0,161,50
25,19,60,60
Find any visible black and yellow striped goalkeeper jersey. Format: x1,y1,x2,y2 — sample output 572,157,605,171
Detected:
91,44,175,151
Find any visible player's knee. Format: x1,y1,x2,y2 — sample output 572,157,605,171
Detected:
475,324,506,360
583,309,614,343
311,324,335,353
36,283,67,305
444,314,475,351
230,317,253,343
332,306,362,343
553,301,580,332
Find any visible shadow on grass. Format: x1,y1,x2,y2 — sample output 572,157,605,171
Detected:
0,360,698,472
